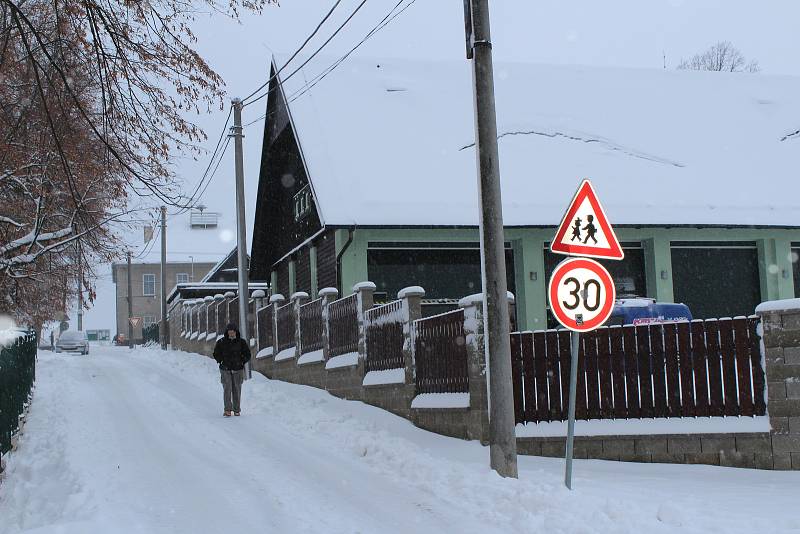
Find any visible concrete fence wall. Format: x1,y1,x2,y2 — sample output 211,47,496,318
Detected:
169,287,800,470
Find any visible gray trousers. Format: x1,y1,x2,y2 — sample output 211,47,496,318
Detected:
220,369,244,413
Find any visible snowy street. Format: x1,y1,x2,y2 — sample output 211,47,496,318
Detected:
2,346,799,534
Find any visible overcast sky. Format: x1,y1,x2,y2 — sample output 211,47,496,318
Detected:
80,0,800,332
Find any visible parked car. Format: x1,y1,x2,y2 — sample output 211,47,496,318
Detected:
55,330,90,355
113,333,127,346
606,298,692,326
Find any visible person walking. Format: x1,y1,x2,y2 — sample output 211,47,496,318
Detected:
213,323,251,417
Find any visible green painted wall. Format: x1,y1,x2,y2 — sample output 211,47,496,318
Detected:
332,226,800,330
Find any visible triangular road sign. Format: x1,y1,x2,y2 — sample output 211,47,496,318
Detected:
129,316,142,328
550,179,624,260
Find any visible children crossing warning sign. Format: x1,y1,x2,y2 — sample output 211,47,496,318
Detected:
550,179,624,260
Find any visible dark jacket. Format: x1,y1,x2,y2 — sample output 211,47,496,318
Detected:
213,329,251,371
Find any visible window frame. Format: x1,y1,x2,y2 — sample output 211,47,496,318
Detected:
142,273,156,296
176,273,189,284
143,315,156,327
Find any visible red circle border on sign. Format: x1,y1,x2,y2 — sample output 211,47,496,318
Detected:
548,257,616,332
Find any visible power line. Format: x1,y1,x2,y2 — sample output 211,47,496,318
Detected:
240,0,345,104
242,0,369,109
240,0,416,130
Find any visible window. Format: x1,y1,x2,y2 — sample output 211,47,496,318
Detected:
293,184,312,222
176,273,189,284
143,315,157,327
143,274,156,296
671,241,760,319
792,243,800,297
367,242,515,302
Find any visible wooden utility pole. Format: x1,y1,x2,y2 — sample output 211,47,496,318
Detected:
464,0,518,477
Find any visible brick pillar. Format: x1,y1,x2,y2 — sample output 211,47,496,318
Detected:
292,292,309,357
459,291,516,444
354,282,376,362
398,286,425,385
269,293,285,355
757,302,800,470
213,294,224,339
319,287,339,361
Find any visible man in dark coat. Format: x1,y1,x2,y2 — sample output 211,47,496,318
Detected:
213,323,251,417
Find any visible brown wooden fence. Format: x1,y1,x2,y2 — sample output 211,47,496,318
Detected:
276,302,295,352
192,306,199,335
510,317,766,424
300,298,324,354
247,298,255,342
414,309,468,394
227,297,238,329
365,300,405,372
328,294,359,357
257,304,274,350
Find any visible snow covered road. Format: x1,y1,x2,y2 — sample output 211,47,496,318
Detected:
1,346,799,534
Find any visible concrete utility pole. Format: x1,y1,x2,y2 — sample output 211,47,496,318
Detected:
464,0,518,478
77,244,83,331
127,251,133,349
160,206,168,350
230,98,251,378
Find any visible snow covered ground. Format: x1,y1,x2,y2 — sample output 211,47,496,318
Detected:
1,346,799,534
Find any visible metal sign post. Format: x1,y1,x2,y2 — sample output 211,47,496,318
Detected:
565,328,580,489
549,179,623,490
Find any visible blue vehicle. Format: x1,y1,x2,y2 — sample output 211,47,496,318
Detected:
607,298,692,326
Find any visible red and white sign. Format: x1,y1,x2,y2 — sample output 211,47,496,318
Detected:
548,257,616,332
550,179,624,260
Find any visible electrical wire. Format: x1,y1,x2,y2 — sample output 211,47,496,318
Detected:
241,0,369,109
240,0,344,104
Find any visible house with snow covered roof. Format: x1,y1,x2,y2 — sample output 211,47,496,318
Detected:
249,55,800,330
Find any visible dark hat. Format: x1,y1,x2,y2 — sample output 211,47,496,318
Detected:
225,323,238,332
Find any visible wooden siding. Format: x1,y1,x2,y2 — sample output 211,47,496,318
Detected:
316,231,337,291
295,248,312,295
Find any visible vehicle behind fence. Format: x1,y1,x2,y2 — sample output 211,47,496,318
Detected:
510,316,766,424
1,331,36,455
143,323,160,344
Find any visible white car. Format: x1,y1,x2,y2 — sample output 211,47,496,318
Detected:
55,330,90,355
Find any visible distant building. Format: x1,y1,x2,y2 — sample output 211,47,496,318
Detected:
111,260,216,342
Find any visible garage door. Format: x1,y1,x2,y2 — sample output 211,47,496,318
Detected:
671,241,761,319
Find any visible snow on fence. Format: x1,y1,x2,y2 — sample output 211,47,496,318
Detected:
0,330,36,455
413,309,468,395
257,304,274,351
364,300,404,372
328,293,359,358
276,301,295,352
510,316,766,425
300,297,324,355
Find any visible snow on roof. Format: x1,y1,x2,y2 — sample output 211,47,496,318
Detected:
274,55,800,227
199,247,237,283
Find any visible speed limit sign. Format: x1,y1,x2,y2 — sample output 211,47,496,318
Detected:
548,257,616,332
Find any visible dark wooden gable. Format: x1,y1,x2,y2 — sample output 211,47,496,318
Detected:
204,248,240,283
250,60,323,282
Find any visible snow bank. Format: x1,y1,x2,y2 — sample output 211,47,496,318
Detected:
362,368,406,386
0,329,25,347
256,346,274,359
411,393,470,409
297,349,325,365
755,298,800,313
274,346,296,361
516,416,771,438
325,352,359,370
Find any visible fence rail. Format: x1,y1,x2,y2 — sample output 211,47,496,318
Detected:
300,298,324,354
216,300,227,336
257,304,274,350
1,331,36,455
414,309,468,394
328,294,359,357
510,317,766,425
198,305,207,334
276,302,295,352
365,300,404,372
